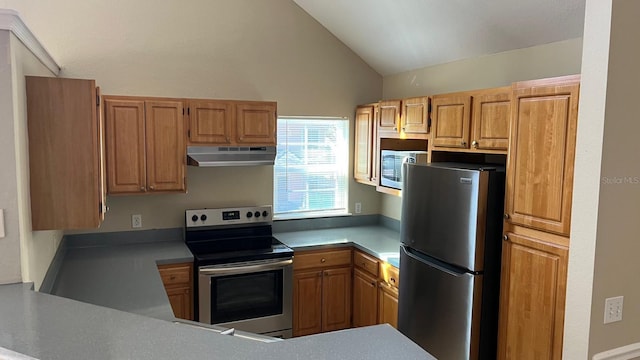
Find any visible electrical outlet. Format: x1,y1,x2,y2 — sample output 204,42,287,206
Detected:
355,202,362,214
132,214,142,228
604,296,624,324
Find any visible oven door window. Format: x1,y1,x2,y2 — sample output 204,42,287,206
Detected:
210,269,283,324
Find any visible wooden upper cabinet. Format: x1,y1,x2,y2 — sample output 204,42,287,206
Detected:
431,94,472,148
471,88,511,151
401,97,430,134
145,101,185,192
104,96,186,195
498,231,568,360
354,105,376,185
187,100,233,144
378,100,401,136
236,102,277,145
26,76,105,230
105,99,147,194
186,100,276,146
505,77,580,235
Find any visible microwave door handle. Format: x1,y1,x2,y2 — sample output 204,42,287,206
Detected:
199,258,293,276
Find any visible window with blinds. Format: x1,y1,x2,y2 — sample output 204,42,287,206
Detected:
274,117,349,219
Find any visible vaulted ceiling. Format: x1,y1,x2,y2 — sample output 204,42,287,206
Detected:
293,0,586,76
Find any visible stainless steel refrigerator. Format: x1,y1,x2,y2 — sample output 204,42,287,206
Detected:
398,162,505,360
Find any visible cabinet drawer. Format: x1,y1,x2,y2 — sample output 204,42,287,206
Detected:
294,248,352,270
354,250,379,277
380,263,400,289
158,263,192,286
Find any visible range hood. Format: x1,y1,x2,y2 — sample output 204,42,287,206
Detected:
187,146,276,167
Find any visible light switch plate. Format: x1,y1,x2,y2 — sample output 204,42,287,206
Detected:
0,209,4,238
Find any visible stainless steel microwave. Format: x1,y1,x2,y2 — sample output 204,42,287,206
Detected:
380,150,428,190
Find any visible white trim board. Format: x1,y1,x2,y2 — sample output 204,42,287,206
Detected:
0,9,60,75
593,343,640,360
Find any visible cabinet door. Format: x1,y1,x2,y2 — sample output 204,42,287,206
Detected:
431,95,472,148
506,81,579,235
354,106,375,185
378,100,401,135
144,100,186,192
166,286,193,320
104,99,147,194
471,91,510,151
26,77,103,230
378,282,399,329
236,102,277,145
322,266,352,332
293,270,323,337
402,97,429,134
498,231,568,360
187,100,233,144
352,268,378,327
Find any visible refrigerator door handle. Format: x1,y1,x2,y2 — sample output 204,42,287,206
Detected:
401,245,467,277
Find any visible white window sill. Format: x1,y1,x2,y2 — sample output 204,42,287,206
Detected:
274,211,352,221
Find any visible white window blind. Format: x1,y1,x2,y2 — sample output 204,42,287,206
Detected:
274,117,349,218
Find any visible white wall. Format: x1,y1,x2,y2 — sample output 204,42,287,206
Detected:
380,38,584,220
570,0,640,357
0,0,382,235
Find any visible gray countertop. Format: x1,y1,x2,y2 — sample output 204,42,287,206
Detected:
0,225,431,359
0,283,431,360
275,225,402,267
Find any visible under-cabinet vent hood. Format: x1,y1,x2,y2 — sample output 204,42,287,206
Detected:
187,146,276,167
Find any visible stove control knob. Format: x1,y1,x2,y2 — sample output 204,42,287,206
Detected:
200,214,207,222
262,210,269,218
254,211,261,218
246,211,253,218
191,215,198,222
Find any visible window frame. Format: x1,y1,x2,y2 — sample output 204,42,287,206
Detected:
273,116,350,220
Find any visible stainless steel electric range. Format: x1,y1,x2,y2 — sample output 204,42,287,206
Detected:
184,205,294,338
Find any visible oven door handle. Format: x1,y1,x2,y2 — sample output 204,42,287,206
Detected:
199,258,293,276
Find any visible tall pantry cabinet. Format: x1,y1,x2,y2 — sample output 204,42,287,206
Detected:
498,75,580,360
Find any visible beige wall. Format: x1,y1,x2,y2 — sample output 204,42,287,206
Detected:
379,38,584,220
9,33,61,289
0,31,21,284
2,0,382,234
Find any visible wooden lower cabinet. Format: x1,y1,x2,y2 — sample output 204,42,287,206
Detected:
157,262,194,321
352,268,378,327
378,282,399,329
498,231,568,360
293,248,353,337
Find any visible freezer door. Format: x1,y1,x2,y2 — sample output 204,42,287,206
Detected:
401,163,488,271
398,245,483,360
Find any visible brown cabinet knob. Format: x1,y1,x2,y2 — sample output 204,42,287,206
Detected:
361,262,366,267
503,234,509,242
472,140,478,148
371,281,376,287
504,213,510,220
461,141,467,146
140,186,145,191
149,185,155,190
390,277,396,284
320,258,326,263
